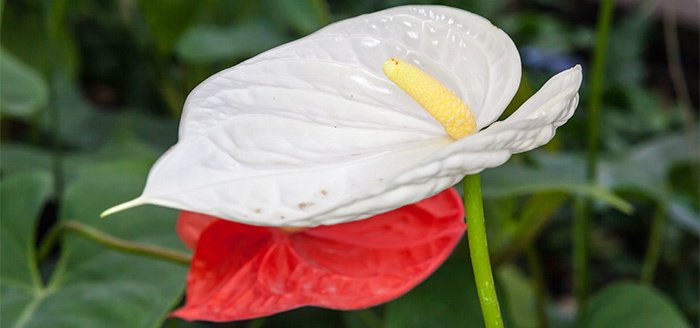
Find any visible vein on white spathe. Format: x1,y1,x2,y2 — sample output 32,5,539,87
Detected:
103,5,582,227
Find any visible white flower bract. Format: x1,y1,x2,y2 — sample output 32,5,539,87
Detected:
105,5,582,227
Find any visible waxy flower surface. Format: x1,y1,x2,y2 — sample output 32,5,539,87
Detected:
173,189,465,321
104,5,582,227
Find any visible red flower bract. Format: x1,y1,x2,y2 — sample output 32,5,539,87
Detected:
172,188,465,322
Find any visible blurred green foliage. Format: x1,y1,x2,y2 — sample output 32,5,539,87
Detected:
1,0,698,327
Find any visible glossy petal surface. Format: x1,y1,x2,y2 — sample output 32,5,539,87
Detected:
108,6,580,227
172,189,465,322
312,65,582,225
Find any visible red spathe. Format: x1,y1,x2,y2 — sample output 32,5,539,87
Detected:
173,188,465,322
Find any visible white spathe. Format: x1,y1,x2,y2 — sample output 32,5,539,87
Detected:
105,5,582,227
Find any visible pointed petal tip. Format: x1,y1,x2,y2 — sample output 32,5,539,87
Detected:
100,198,145,218
568,64,583,80
573,64,583,75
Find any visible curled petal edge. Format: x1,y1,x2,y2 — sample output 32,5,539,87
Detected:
302,65,583,226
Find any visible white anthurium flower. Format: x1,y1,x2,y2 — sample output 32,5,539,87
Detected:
103,5,582,227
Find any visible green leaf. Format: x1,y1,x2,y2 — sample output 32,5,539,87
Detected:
264,308,344,328
137,0,208,53
602,132,700,235
269,0,331,34
47,73,116,149
498,13,576,52
0,172,52,327
497,265,538,328
114,111,179,151
602,87,681,153
482,158,633,214
605,12,650,88
1,2,48,73
45,0,80,77
161,318,209,328
0,0,79,77
0,48,48,119
175,22,286,64
384,256,487,328
0,133,162,198
1,161,188,327
667,200,700,236
582,283,690,328
0,143,53,178
603,133,698,197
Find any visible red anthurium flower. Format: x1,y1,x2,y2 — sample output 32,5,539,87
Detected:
172,188,465,322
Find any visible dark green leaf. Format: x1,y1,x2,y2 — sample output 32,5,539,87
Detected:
137,0,208,53
667,200,700,236
601,132,699,235
0,48,48,119
1,135,161,200
1,0,79,77
0,172,52,327
175,22,286,64
271,0,331,34
605,12,650,88
43,74,114,149
498,13,576,52
384,256,486,328
1,161,188,328
482,158,633,214
582,283,690,328
263,308,344,328
497,265,537,328
0,143,53,178
603,133,698,195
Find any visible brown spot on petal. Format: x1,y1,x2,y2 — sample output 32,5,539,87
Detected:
298,202,315,210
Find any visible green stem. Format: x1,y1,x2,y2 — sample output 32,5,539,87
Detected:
37,221,64,263
586,0,615,179
44,0,64,199
572,199,590,316
574,0,615,317
464,174,504,328
526,246,548,328
37,220,191,266
640,205,667,284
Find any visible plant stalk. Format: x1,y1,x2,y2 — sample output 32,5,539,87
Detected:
641,205,667,284
527,246,549,328
37,220,191,266
464,174,504,328
572,198,590,316
586,0,615,178
574,0,615,317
